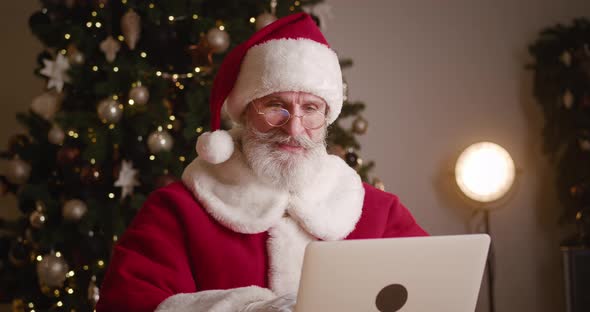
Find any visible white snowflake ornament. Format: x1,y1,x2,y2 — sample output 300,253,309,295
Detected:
40,54,71,93
114,160,140,199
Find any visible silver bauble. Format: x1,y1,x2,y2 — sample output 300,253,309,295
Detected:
147,130,174,153
48,124,65,145
372,178,385,191
128,85,150,105
88,275,100,306
97,98,123,123
31,91,61,120
36,254,69,288
62,199,88,222
206,28,230,54
352,116,369,135
5,158,31,185
255,12,278,30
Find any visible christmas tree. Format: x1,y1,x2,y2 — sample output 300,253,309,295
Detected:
0,0,377,310
528,18,590,244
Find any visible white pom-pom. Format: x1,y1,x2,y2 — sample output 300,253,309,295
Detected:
196,130,235,164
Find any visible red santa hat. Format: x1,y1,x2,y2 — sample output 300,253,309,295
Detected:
196,12,343,164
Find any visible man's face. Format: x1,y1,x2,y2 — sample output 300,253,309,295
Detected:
244,91,328,149
240,91,329,190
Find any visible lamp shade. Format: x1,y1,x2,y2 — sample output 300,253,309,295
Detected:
455,142,515,203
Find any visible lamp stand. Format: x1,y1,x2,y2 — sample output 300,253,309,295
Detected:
483,209,496,312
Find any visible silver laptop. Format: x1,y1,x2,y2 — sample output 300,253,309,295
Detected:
295,234,490,312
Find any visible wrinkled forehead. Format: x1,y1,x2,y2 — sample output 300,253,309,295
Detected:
255,91,327,105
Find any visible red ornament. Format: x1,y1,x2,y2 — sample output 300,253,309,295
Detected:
154,174,177,189
186,34,213,70
57,146,81,166
80,165,102,184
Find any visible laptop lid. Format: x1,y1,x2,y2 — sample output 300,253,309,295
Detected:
295,234,490,312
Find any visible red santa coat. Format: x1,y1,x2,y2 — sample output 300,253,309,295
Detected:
97,148,427,312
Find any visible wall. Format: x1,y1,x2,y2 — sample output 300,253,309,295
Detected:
2,1,590,311
324,1,590,311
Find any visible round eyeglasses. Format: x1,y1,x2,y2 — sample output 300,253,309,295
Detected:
252,101,327,130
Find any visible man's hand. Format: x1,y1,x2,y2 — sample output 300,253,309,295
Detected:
241,293,296,312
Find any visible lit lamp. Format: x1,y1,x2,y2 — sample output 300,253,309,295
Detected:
454,141,517,312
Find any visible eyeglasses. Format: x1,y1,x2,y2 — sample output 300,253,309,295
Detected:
252,101,327,130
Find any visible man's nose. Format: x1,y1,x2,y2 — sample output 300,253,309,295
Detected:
281,113,306,137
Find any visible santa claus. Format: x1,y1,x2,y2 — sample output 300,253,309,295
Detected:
96,12,427,312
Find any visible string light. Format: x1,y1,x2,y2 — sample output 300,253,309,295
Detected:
219,25,225,31
149,155,156,160
83,265,89,271
95,22,102,28
196,127,203,133
54,289,60,297
113,66,119,72
90,158,96,164
67,288,74,295
128,99,135,105
28,303,34,308
109,124,115,129
91,11,97,17
66,271,75,278
108,193,115,199
294,0,300,5
168,16,175,21
167,124,173,130
121,0,127,4
194,67,201,73
112,95,119,100
172,74,179,80
250,17,256,23
117,35,125,41
55,251,62,257
157,126,163,131
169,115,176,121
149,3,155,9
64,33,71,39
187,73,194,78
289,6,295,11
156,71,162,76
60,49,67,55
179,156,186,162
86,22,93,28
192,14,199,19
98,260,105,267
99,3,105,8
92,66,99,71
57,301,63,307
140,52,147,58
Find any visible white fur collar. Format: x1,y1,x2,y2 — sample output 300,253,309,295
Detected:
181,142,364,241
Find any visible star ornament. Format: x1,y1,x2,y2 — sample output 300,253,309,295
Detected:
114,160,140,199
40,54,71,93
100,36,121,63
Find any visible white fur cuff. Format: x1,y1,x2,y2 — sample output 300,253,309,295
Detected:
155,286,276,312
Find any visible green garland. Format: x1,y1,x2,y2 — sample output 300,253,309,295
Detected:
528,18,590,244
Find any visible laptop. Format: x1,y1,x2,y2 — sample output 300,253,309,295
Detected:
295,234,490,312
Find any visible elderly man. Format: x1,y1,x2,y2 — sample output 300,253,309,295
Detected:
97,12,427,312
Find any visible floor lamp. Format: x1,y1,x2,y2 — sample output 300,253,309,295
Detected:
454,142,517,312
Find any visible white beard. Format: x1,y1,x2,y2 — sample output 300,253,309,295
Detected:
239,125,328,193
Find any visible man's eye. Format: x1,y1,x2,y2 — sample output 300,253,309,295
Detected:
264,102,283,109
303,105,318,112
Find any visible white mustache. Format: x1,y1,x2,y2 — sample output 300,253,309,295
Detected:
249,128,321,150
